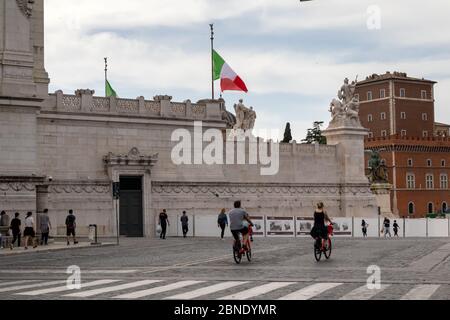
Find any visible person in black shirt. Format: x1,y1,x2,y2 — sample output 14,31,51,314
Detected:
217,209,228,240
393,220,400,237
310,202,332,250
9,213,21,250
361,219,369,238
159,209,170,239
66,210,78,245
180,211,189,238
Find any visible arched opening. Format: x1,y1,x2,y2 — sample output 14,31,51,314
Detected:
408,202,415,215
428,202,434,214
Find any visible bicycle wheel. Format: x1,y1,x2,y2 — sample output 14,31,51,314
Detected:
246,248,252,262
314,245,322,262
324,238,332,260
233,247,242,264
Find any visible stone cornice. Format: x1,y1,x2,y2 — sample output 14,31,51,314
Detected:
103,147,159,168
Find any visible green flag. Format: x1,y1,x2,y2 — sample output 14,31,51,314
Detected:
105,79,117,97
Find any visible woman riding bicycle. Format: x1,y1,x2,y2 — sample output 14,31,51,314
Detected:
310,202,332,251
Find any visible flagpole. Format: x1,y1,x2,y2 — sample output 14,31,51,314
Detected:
104,57,108,97
210,24,215,100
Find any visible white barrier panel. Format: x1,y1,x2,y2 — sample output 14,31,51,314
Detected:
353,218,380,238
195,215,232,238
296,217,314,237
250,216,266,237
175,213,195,238
428,219,449,237
405,219,427,237
266,217,295,237
332,218,353,237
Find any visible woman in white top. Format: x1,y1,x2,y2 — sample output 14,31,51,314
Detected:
23,212,37,250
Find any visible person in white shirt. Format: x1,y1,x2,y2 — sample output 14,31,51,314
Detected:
23,212,37,250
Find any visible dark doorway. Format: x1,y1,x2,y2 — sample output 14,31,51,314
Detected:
119,176,143,237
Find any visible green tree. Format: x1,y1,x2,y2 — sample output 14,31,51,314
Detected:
302,121,327,144
282,122,292,143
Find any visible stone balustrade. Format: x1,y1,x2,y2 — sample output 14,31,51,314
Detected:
42,90,223,121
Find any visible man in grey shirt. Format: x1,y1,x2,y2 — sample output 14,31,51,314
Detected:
228,201,253,251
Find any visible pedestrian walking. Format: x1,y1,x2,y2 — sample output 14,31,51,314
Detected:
40,209,52,246
65,210,78,245
159,209,169,239
180,211,189,238
9,213,21,250
23,212,38,250
361,219,369,238
217,208,228,240
393,220,400,237
383,218,392,238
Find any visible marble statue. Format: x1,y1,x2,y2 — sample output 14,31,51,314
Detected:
233,100,257,131
329,76,362,128
16,0,35,18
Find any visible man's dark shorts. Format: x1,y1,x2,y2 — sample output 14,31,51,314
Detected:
231,227,249,241
67,227,76,236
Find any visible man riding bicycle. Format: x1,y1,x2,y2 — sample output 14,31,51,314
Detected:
310,202,332,251
229,200,254,253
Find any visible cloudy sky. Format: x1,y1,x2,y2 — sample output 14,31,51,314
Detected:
44,0,450,140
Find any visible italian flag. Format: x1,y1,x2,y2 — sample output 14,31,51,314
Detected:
213,50,248,93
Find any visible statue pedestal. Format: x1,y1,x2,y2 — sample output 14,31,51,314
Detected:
371,183,396,218
323,125,378,217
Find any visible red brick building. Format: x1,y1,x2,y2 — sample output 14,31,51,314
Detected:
358,72,450,217
365,136,450,218
356,72,436,139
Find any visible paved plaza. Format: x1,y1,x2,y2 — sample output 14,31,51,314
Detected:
0,237,448,300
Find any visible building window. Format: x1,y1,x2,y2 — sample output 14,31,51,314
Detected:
401,130,407,137
427,159,432,167
442,160,446,167
440,174,448,189
426,174,434,189
400,88,406,97
381,130,387,137
408,202,415,215
428,203,434,214
406,174,415,189
380,112,386,120
421,90,427,99
422,113,428,121
407,158,413,167
380,89,386,99
367,91,373,101
423,131,429,138
443,202,448,213
400,112,406,120
368,132,373,138
368,114,373,122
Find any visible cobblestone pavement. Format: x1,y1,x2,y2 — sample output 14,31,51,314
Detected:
0,238,448,300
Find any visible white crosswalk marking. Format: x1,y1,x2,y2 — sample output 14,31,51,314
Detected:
0,280,66,293
401,285,441,300
64,280,162,298
166,281,248,300
219,282,296,300
278,283,343,300
340,284,391,300
16,279,120,296
113,281,204,299
0,280,39,287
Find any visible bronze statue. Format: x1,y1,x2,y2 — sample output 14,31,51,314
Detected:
368,151,388,183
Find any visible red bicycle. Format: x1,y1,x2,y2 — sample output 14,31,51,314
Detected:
314,224,333,262
233,226,253,264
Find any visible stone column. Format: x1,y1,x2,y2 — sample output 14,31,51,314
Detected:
35,184,49,235
371,183,396,218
